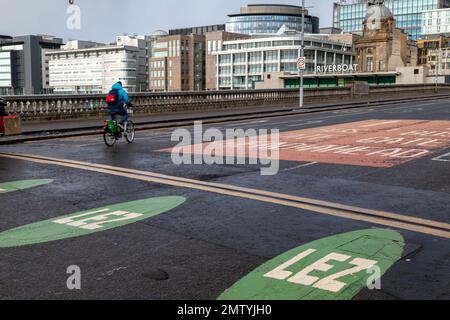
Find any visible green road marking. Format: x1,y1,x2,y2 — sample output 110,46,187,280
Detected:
0,196,186,248
218,229,404,300
0,179,53,194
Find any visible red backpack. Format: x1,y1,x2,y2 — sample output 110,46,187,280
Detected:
106,89,120,105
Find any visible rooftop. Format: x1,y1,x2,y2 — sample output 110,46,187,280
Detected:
45,45,139,55
229,4,309,17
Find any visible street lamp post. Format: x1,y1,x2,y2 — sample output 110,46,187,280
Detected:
294,0,306,112
299,0,305,110
435,52,440,93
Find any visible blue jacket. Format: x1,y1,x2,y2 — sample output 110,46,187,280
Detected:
108,83,131,110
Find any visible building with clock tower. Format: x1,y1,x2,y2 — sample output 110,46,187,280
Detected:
355,0,417,73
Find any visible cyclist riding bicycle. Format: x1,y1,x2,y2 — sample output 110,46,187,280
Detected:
106,81,131,131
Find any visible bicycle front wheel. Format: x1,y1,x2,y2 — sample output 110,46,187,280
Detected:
104,132,117,147
125,121,135,143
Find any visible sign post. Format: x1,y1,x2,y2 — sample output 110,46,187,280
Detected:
297,56,306,70
294,0,306,111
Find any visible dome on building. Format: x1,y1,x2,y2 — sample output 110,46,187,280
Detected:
152,30,168,37
365,3,394,22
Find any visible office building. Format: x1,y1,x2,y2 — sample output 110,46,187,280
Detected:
333,0,450,40
211,27,356,90
47,38,147,94
41,40,107,94
62,40,105,50
116,35,149,90
0,35,64,95
0,35,12,44
226,4,319,35
355,1,417,73
149,34,205,92
205,31,251,90
421,8,450,36
148,30,169,59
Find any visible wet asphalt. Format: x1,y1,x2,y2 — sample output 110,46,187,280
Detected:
0,98,449,300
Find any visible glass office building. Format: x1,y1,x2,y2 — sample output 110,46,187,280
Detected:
0,45,24,96
0,35,63,95
227,4,319,35
333,0,450,40
0,51,12,95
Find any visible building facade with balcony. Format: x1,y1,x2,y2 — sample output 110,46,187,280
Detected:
226,4,319,35
211,28,355,90
333,0,450,40
205,31,251,90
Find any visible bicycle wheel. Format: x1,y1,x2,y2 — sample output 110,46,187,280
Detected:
103,132,117,147
125,121,135,143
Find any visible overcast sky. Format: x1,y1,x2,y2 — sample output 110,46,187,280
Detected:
0,0,336,43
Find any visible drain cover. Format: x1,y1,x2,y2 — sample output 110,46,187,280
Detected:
142,269,169,281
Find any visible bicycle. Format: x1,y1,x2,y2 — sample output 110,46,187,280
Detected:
103,106,135,147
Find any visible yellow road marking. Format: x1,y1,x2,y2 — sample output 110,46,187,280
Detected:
1,152,450,239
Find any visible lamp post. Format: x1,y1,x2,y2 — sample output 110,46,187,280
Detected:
300,0,305,110
294,0,306,111
435,51,441,93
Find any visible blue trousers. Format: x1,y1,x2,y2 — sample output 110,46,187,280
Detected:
108,106,128,125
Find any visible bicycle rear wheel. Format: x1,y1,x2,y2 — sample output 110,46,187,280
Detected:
104,132,117,147
125,121,135,143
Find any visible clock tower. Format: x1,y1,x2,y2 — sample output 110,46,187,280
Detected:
355,0,417,72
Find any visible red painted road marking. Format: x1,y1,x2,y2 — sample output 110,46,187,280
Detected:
159,120,450,168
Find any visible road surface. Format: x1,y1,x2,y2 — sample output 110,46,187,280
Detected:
0,98,449,300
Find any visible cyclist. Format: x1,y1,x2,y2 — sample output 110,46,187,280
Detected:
106,81,132,131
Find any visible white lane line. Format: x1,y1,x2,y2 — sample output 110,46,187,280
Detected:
281,162,318,172
432,152,450,162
